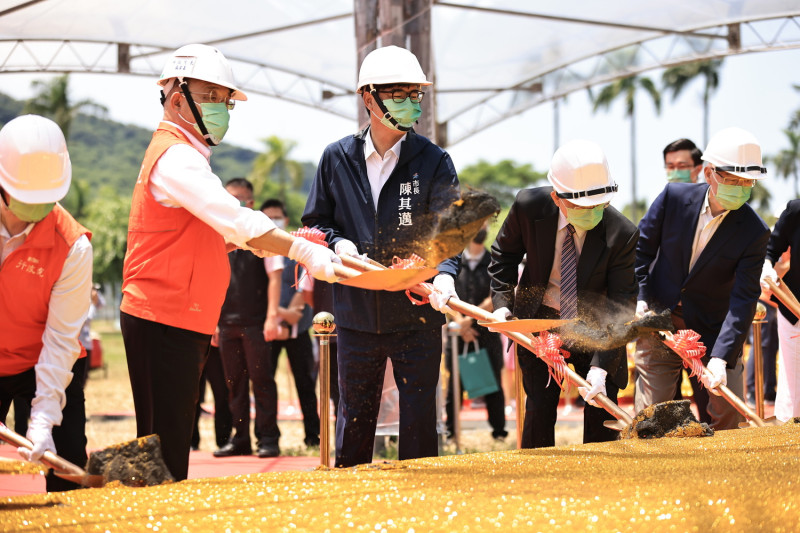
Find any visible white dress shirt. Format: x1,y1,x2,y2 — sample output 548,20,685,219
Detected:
364,130,406,211
689,189,729,271
149,122,276,249
1,218,92,427
542,211,588,312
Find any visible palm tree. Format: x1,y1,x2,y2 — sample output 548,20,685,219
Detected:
248,136,304,204
662,59,723,147
770,128,800,199
592,75,661,223
23,74,107,140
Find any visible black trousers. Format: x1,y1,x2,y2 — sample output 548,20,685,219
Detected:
0,357,88,492
192,344,233,449
445,329,507,439
121,312,209,481
335,327,441,467
272,335,320,445
219,324,280,449
518,306,619,448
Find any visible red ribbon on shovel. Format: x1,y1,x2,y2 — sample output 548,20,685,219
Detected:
662,329,707,384
529,331,571,391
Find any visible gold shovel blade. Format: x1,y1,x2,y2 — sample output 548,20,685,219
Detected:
603,419,630,432
53,472,105,488
338,267,438,291
477,318,574,334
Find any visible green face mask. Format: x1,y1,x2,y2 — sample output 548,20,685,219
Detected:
667,169,692,183
8,196,55,222
565,205,604,231
380,98,422,130
194,102,230,145
715,182,751,211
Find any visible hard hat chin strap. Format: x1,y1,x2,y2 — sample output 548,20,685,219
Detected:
178,80,219,147
369,84,413,132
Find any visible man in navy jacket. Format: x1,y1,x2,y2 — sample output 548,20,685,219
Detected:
635,127,770,430
303,46,460,467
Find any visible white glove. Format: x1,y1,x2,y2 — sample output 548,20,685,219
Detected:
18,418,56,463
760,260,778,292
429,274,458,312
635,300,649,319
334,239,359,257
702,357,728,395
288,239,342,284
487,307,513,332
578,366,607,408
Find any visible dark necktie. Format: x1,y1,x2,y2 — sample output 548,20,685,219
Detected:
560,224,577,319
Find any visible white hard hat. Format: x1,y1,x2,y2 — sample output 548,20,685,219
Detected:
701,127,766,180
547,139,617,207
0,115,71,204
356,45,431,92
158,44,247,101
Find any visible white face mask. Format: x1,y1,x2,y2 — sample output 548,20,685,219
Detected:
272,218,286,230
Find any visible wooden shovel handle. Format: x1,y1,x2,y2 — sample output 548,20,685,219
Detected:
765,278,800,321
0,421,86,476
338,255,634,425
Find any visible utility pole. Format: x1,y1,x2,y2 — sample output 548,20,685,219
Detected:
354,0,435,142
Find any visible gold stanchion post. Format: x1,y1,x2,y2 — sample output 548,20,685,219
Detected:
312,312,336,467
514,342,525,449
752,303,767,419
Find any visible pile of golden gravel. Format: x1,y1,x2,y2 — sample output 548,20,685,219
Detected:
2,423,799,532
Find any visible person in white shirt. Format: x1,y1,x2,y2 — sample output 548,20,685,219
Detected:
120,44,340,481
0,114,93,491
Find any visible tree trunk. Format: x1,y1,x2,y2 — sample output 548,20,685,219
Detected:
630,106,638,223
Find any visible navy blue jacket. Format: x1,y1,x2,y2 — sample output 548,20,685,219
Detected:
766,199,800,325
302,127,460,333
636,182,769,366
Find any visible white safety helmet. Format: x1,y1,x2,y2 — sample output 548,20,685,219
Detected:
701,127,766,180
0,115,71,204
158,44,247,101
548,139,617,207
356,45,431,92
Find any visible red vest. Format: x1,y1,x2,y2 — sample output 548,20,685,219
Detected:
0,205,90,376
121,123,229,334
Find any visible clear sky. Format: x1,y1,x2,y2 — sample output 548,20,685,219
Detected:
2,47,798,216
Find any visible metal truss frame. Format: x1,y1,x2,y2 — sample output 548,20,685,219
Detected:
2,8,799,146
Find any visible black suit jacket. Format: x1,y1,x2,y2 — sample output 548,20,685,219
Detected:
767,198,800,325
489,186,639,389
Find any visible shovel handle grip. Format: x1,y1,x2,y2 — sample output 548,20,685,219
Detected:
339,254,634,425
765,278,800,321
0,421,86,475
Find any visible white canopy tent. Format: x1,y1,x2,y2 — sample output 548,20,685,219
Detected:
2,0,800,147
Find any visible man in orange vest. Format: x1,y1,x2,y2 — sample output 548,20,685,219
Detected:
0,114,93,492
120,44,341,481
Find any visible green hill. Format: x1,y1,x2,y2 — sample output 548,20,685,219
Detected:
0,91,259,196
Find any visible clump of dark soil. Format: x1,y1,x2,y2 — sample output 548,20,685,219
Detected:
621,400,714,439
86,434,174,487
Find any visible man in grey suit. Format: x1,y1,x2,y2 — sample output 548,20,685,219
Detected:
489,140,639,448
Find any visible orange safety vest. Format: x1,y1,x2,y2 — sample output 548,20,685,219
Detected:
0,205,90,377
121,123,229,334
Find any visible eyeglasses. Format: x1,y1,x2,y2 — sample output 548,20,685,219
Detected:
188,88,235,110
713,170,755,187
377,88,425,103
